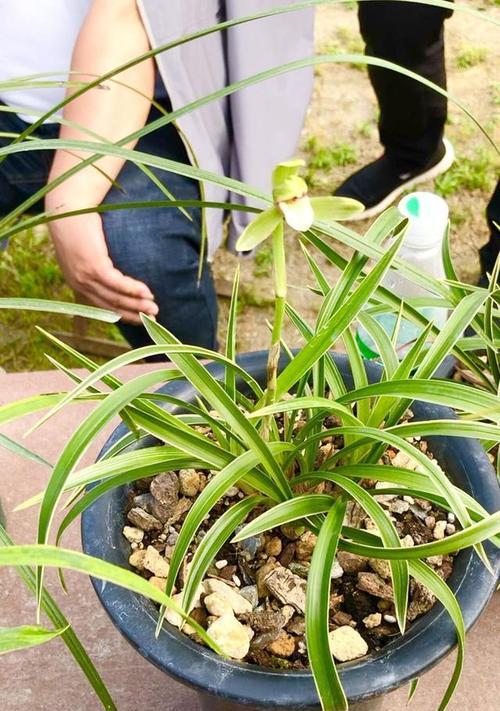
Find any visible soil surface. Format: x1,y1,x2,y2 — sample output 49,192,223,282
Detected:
123,424,457,668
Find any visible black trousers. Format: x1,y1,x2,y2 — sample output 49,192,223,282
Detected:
359,1,498,275
359,0,453,172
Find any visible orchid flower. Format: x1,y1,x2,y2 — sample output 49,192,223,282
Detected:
235,159,363,252
235,160,363,429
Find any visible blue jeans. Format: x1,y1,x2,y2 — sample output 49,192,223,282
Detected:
0,97,218,351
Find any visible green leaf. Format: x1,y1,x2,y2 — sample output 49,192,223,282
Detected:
407,678,419,705
310,196,363,221
182,495,267,615
409,560,465,711
341,329,370,424
225,265,240,404
284,303,347,399
36,369,178,601
0,544,219,653
293,465,496,537
17,448,205,512
233,495,335,541
234,207,281,251
166,444,289,597
54,454,209,548
0,432,52,467
389,419,500,442
275,233,404,399
306,497,348,711
339,379,500,423
0,526,115,710
356,311,399,379
0,298,119,322
29,342,261,435
141,316,292,499
247,395,361,426
0,624,67,655
340,511,500,560
323,472,408,632
297,424,476,547
0,393,84,427
416,290,488,379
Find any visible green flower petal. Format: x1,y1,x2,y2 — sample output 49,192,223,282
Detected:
311,196,364,221
235,206,282,251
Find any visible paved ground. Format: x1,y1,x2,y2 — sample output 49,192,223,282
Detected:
0,366,498,711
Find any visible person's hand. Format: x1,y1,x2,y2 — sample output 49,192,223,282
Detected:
48,212,158,324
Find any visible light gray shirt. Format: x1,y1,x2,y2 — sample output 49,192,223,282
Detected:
138,1,315,255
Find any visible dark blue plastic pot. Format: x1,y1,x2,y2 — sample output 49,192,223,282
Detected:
82,352,499,710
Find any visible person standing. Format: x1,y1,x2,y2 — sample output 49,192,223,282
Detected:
334,0,455,219
334,0,498,282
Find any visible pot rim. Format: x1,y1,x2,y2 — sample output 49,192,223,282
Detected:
82,351,500,708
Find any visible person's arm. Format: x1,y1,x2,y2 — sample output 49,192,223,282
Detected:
46,0,158,323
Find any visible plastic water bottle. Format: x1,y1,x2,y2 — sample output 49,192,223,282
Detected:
356,191,449,360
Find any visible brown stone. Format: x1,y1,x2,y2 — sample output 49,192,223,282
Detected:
407,580,436,621
178,469,202,497
127,507,162,532
280,524,302,541
250,630,282,650
265,536,283,557
279,542,296,568
150,471,179,506
368,558,391,580
287,616,306,636
332,611,352,626
256,560,278,598
164,497,192,527
295,531,317,562
356,572,394,600
266,631,296,658
264,567,307,613
240,609,287,632
337,551,368,574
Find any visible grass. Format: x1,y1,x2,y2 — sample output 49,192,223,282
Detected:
435,149,497,197
304,136,358,186
320,25,367,72
489,83,500,106
253,245,273,278
456,45,488,70
0,227,123,372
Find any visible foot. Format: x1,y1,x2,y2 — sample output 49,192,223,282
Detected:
333,138,455,220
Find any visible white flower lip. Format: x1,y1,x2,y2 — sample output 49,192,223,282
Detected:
278,195,314,232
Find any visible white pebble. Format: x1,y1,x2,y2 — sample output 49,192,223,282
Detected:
215,559,228,569
122,526,144,544
383,614,397,624
363,613,382,629
433,520,447,540
232,575,241,587
328,626,368,662
446,523,456,535
447,513,456,523
331,560,344,579
403,496,415,505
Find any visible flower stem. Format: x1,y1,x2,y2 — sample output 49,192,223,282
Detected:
265,222,287,420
